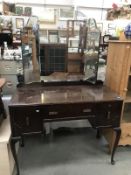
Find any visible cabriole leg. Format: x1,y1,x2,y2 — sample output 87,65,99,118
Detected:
10,137,21,175
111,127,121,165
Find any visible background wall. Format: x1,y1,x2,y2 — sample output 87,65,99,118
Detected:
3,0,131,7
1,0,131,35
1,0,131,21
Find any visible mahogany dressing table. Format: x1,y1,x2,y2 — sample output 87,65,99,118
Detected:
8,80,123,175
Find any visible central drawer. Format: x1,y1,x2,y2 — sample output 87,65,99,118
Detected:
43,103,96,120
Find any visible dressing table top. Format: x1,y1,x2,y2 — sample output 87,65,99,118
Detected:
9,83,122,106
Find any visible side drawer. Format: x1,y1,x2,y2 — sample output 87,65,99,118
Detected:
43,103,96,120
9,106,43,137
95,101,122,127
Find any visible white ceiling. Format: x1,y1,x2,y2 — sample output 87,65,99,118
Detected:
1,0,131,8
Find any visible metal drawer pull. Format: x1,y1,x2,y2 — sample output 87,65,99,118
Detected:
26,117,30,126
36,109,40,113
83,109,91,113
49,111,58,115
107,111,111,119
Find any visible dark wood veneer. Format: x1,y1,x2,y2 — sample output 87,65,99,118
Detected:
9,83,123,174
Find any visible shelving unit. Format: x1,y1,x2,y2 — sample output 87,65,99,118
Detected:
105,40,131,146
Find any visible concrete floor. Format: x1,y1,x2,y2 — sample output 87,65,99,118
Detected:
16,127,131,175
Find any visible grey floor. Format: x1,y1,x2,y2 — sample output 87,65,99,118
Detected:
16,127,131,175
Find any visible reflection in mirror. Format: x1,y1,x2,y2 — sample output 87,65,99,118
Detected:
83,18,101,84
38,19,102,84
87,18,97,31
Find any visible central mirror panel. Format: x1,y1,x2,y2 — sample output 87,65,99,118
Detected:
38,19,103,84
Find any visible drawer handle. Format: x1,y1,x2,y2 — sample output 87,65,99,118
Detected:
49,111,58,115
36,109,40,113
26,117,30,126
107,111,111,119
83,109,91,113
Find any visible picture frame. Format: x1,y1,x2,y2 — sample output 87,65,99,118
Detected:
15,6,23,15
16,18,24,29
59,7,75,20
24,7,32,16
